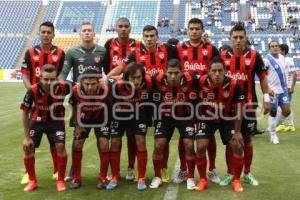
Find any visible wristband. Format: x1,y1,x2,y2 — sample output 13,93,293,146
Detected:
263,93,270,103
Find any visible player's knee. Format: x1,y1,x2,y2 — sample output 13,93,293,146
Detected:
23,145,34,156
110,138,121,151
55,143,66,155
196,146,206,156
73,140,84,151
184,143,195,156
282,107,291,117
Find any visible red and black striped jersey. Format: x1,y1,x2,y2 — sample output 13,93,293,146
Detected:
177,41,219,75
196,75,244,122
102,38,141,74
21,45,65,84
112,75,152,112
69,84,110,122
152,72,198,117
220,47,267,109
20,81,70,123
122,43,178,76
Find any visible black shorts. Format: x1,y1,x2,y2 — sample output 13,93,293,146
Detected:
241,111,257,136
74,118,111,140
29,121,65,148
111,112,148,138
154,117,195,140
196,120,234,145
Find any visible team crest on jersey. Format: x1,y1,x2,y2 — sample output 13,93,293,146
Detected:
182,86,188,92
140,56,146,61
161,86,167,92
159,53,165,59
131,47,135,51
223,90,230,98
33,55,39,62
94,56,101,63
113,46,119,51
202,87,209,93
245,58,251,66
183,50,188,56
202,49,208,56
52,55,58,62
225,60,230,66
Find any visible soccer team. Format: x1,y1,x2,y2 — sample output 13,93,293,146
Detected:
19,17,294,193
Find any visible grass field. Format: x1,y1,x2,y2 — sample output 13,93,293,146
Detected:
0,83,299,200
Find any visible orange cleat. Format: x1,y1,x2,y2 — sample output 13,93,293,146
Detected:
24,180,38,192
195,179,208,192
56,180,67,192
232,179,244,193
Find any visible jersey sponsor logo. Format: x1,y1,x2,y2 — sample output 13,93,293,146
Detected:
101,126,109,133
226,71,248,81
146,68,164,76
79,64,96,74
184,61,206,72
196,129,205,136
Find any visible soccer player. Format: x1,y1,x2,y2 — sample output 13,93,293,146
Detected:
59,21,106,181
106,25,178,183
264,41,291,144
21,64,70,192
149,59,198,190
21,21,65,183
195,56,245,192
220,23,270,186
107,62,152,190
275,44,297,132
175,18,220,184
102,18,142,181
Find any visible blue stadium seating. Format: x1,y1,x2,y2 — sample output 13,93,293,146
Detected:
43,0,61,23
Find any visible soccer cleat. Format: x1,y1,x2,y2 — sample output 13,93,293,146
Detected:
56,181,66,192
284,125,296,132
195,179,208,192
20,173,29,184
106,178,119,190
149,177,162,189
270,133,280,144
173,170,187,184
161,168,170,183
242,173,259,186
186,178,196,190
275,124,286,132
207,169,221,184
126,168,135,181
97,179,106,190
219,174,233,186
52,172,58,180
24,180,38,192
69,179,81,189
137,178,147,191
232,179,244,192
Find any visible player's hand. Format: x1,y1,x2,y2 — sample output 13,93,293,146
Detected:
231,132,244,150
288,87,294,94
74,126,86,138
269,89,274,97
263,101,270,115
23,137,34,153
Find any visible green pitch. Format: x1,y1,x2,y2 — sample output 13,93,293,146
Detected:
0,83,299,200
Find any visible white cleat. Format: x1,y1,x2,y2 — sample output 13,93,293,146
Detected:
126,168,135,181
149,177,162,189
270,133,280,144
173,170,187,184
207,169,221,184
186,178,196,190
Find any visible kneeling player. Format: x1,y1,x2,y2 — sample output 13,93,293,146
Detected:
68,69,112,189
195,56,245,192
21,64,71,192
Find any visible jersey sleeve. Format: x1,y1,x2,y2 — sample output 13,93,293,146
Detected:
59,49,73,80
166,44,179,59
21,50,32,75
212,45,219,57
122,51,136,70
20,89,34,112
254,52,268,81
102,40,111,74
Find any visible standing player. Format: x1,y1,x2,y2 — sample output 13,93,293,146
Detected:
59,21,106,180
68,69,112,189
21,64,70,192
149,59,198,190
107,62,152,190
21,21,65,184
264,41,291,144
175,18,220,184
275,44,297,132
220,23,270,186
102,18,142,181
195,56,245,192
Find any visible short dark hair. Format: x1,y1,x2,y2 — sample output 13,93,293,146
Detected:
123,62,145,81
167,38,179,46
116,17,131,26
42,64,57,73
279,44,289,55
167,59,182,70
81,68,101,81
143,25,158,36
209,56,226,70
268,41,279,49
40,21,55,32
188,18,204,30
219,44,231,52
230,22,247,36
